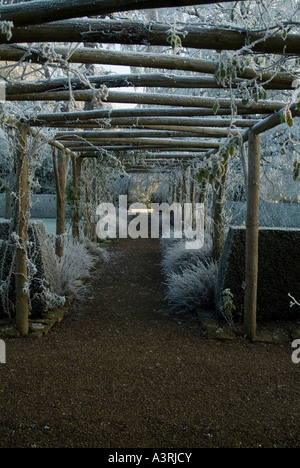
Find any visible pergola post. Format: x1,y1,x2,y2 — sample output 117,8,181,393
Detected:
52,148,66,258
191,170,196,228
15,124,30,337
244,131,261,340
212,162,228,261
184,166,191,203
71,155,82,240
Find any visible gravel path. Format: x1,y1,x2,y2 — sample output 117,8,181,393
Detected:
0,238,299,448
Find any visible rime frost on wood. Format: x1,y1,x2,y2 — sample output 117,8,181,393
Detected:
0,221,63,319
0,21,13,41
0,0,299,337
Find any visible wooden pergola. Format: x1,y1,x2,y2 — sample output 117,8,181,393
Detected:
1,0,299,338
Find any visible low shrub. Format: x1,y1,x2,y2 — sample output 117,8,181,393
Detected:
165,259,218,313
56,236,109,297
160,228,218,314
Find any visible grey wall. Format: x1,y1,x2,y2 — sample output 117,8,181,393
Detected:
0,194,57,219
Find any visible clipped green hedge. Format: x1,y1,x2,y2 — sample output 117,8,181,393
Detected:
216,227,300,322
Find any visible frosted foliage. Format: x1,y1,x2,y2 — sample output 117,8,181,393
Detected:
165,260,218,313
161,232,217,313
161,232,213,276
0,21,13,41
56,236,109,297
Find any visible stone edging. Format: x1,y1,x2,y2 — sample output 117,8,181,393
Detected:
199,317,300,343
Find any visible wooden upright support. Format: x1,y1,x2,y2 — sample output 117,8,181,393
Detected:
212,162,228,261
71,155,82,240
244,131,261,340
53,148,67,258
15,124,29,337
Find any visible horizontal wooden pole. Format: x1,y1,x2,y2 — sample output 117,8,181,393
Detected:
103,91,287,111
59,145,214,153
56,138,221,149
54,128,239,140
27,118,259,130
5,73,238,95
28,108,261,127
1,46,293,88
0,0,251,27
76,145,210,152
140,125,240,136
1,18,298,55
55,130,216,140
141,152,207,158
17,89,287,111
26,108,265,127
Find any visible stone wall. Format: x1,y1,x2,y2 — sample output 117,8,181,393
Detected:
0,194,57,219
216,227,300,322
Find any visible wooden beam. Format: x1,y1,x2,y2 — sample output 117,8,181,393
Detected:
54,128,238,139
31,119,257,130
2,18,299,55
1,47,293,89
0,0,252,27
76,146,210,152
28,109,261,127
6,73,242,96
59,146,213,153
56,138,221,149
142,152,207,158
244,131,261,340
99,91,288,112
243,103,300,138
138,125,240,136
16,89,287,112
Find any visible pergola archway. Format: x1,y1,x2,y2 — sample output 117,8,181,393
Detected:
0,0,299,339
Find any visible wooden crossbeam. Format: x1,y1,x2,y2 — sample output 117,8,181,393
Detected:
1,18,298,55
55,138,221,149
1,50,293,89
5,73,241,95
54,128,239,140
0,0,252,27
17,89,287,111
28,109,261,127
74,146,210,152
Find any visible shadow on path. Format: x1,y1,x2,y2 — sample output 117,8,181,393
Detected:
0,239,298,448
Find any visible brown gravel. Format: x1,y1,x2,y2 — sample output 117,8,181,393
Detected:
0,238,299,448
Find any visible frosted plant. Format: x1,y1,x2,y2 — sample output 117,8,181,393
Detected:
56,235,109,297
165,259,218,313
160,230,213,276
